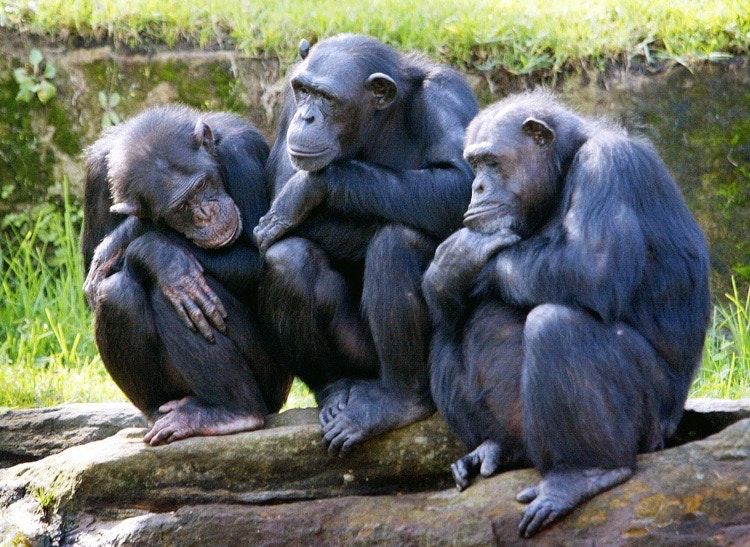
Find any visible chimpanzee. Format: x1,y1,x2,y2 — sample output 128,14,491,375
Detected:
253,34,478,455
422,91,711,538
82,105,292,446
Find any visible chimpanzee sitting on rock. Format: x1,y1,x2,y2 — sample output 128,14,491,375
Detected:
82,105,292,446
422,90,711,538
253,34,479,455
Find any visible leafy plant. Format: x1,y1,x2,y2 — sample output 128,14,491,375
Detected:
98,91,122,129
13,48,57,104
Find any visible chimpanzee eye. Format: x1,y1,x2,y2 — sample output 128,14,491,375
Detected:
484,159,499,170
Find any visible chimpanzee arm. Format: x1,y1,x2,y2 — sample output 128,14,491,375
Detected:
322,75,476,240
484,138,647,322
124,231,228,342
423,228,521,328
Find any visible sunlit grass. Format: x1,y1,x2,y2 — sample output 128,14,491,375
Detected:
692,278,750,399
0,182,314,409
0,186,747,409
2,0,749,73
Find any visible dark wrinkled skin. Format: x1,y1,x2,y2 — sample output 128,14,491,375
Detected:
82,105,292,445
424,90,711,537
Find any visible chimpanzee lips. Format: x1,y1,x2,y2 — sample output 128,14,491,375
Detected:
463,204,503,223
288,146,330,158
192,205,243,249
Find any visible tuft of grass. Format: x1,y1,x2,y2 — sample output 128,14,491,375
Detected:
692,278,750,399
0,183,747,409
0,181,123,407
1,1,749,73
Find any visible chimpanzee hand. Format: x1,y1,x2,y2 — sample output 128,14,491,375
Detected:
428,227,520,297
155,250,228,343
254,171,325,252
84,217,144,308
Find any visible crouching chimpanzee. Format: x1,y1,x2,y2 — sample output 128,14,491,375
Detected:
252,34,478,455
422,91,711,538
82,105,292,446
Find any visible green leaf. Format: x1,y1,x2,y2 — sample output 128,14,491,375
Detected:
36,80,57,104
29,48,43,71
13,67,30,84
1,184,16,199
43,62,56,79
108,92,121,107
109,111,121,125
16,86,33,102
98,91,108,109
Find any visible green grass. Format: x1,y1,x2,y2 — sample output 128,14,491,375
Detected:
692,277,750,398
2,0,749,73
0,182,314,409
1,190,748,409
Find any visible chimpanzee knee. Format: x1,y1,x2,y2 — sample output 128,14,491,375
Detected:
264,237,320,283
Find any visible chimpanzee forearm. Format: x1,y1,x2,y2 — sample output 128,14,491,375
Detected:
322,160,472,240
488,221,645,321
423,228,519,328
150,230,264,293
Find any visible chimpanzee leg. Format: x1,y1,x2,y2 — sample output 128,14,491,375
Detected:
260,237,377,396
517,303,668,538
322,225,436,455
94,270,184,418
445,302,528,490
143,275,288,445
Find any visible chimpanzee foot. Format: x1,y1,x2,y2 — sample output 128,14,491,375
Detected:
321,379,434,456
451,439,503,491
143,396,265,446
516,466,633,538
316,378,353,428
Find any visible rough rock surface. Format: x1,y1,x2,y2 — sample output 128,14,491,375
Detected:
0,401,748,545
0,403,146,468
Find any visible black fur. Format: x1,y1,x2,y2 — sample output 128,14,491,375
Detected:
82,105,292,422
259,34,479,454
423,91,711,537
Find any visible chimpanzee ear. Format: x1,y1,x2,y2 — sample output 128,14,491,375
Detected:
522,117,555,147
109,201,141,217
193,119,216,155
299,39,311,60
365,73,398,110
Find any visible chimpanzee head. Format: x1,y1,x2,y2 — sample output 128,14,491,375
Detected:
462,91,584,237
285,34,402,172
106,106,242,249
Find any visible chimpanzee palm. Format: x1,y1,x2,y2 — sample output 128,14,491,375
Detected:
422,91,711,538
253,34,478,455
82,105,291,446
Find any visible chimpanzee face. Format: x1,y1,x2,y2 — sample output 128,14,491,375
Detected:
285,39,398,172
158,168,242,249
463,112,558,237
108,119,242,249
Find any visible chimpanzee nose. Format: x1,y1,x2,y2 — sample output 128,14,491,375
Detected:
195,201,218,226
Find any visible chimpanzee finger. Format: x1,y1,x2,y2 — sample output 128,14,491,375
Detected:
197,275,227,320
195,285,226,334
166,292,198,334
182,298,215,343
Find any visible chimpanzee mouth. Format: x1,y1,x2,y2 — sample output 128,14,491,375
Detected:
215,207,243,247
194,205,243,249
463,204,504,224
288,146,331,158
